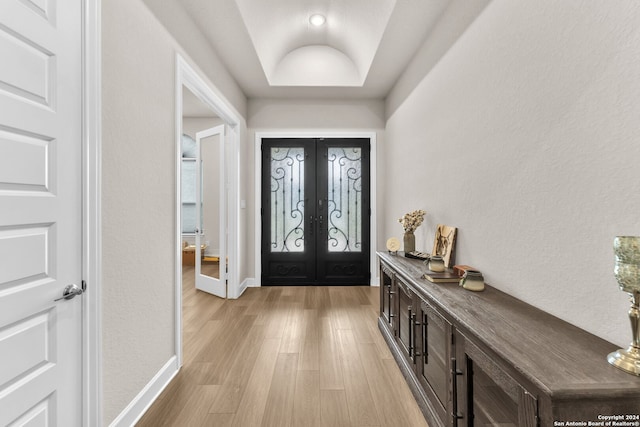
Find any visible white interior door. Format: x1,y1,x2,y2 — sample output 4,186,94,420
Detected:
195,125,226,298
0,1,83,426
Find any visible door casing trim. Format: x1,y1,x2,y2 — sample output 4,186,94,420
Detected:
83,0,103,425
175,54,242,368
254,131,377,287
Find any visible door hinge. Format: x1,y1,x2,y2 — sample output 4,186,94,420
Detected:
81,280,87,292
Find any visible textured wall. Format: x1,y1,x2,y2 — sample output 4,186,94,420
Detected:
102,0,246,424
384,0,640,347
385,0,491,119
102,1,175,422
248,98,386,129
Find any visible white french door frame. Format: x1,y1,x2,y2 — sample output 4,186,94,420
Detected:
254,131,378,287
175,54,241,367
194,125,227,298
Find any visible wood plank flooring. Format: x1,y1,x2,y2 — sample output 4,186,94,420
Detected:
136,267,428,427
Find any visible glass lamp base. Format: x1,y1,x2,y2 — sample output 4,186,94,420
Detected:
607,347,640,376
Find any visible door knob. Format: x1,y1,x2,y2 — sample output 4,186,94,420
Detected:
54,284,84,301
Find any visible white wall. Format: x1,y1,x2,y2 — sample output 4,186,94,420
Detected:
141,0,247,118
247,98,386,282
384,0,640,347
182,117,224,140
385,0,491,119
102,0,246,424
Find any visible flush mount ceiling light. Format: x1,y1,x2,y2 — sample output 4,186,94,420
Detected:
309,14,326,27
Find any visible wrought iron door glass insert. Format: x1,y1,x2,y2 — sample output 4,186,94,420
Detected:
327,147,362,252
270,147,304,252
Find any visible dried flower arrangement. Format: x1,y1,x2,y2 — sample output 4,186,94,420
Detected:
398,209,427,233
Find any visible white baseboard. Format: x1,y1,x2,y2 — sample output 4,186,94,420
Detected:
109,356,179,427
371,276,380,286
245,277,258,288
233,277,252,298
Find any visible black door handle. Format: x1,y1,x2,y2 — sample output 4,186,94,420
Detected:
309,215,314,236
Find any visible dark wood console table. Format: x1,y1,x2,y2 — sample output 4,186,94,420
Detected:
377,251,640,426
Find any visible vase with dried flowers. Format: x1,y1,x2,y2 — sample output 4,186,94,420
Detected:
398,209,426,254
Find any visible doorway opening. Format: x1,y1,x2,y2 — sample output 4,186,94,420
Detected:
181,90,227,298
260,137,372,286
175,54,241,367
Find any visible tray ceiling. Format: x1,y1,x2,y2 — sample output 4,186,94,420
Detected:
234,0,396,87
145,0,452,98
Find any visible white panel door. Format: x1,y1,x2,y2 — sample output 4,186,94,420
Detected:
0,1,83,426
195,125,226,298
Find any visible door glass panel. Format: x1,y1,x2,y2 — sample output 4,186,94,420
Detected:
381,270,392,324
181,158,198,233
398,286,412,351
423,308,448,407
471,360,518,426
327,147,362,252
198,133,221,280
270,147,305,252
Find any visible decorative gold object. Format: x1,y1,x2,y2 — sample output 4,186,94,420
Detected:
607,236,640,376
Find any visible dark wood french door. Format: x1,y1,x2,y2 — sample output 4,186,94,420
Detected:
261,138,371,285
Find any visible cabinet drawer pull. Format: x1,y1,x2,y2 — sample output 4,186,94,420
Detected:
409,312,422,358
451,357,464,424
410,312,416,357
423,318,428,364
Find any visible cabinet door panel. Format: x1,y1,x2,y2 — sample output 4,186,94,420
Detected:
456,331,538,427
380,264,395,328
518,391,538,427
419,300,452,426
396,279,414,363
470,361,519,426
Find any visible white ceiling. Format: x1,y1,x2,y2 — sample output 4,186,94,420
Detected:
156,0,451,99
233,0,397,87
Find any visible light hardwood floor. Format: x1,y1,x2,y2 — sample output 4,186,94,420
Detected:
136,267,429,427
